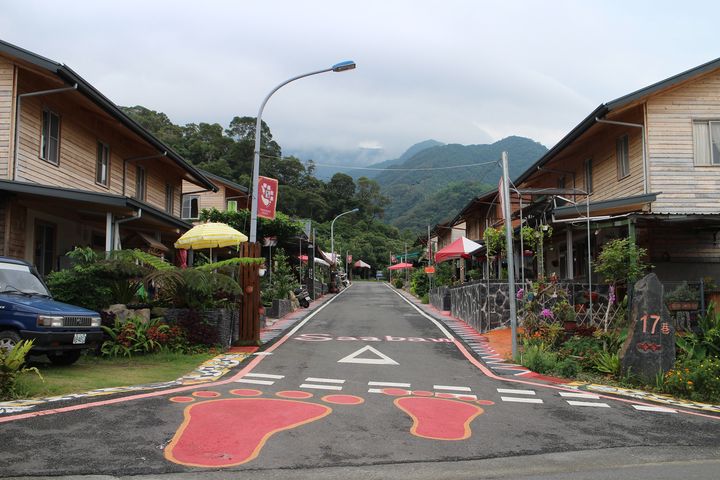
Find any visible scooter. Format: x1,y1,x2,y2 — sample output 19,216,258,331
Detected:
294,286,311,308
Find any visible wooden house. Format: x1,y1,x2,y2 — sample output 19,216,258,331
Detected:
459,57,720,283
0,39,216,274
181,170,249,223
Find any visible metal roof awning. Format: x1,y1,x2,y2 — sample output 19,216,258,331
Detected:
136,232,169,252
553,192,658,219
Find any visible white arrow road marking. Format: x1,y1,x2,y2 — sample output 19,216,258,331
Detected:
338,346,399,365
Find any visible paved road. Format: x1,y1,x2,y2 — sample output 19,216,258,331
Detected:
1,282,719,478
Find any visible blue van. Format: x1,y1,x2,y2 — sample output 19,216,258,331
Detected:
0,257,102,365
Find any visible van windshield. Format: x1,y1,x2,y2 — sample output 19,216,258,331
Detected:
0,262,51,296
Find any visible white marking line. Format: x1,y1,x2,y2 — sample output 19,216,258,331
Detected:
368,381,411,388
513,370,533,376
305,377,345,384
338,346,399,365
253,352,273,356
567,400,611,408
558,391,600,399
501,396,543,404
433,385,472,392
244,373,284,379
497,388,536,395
368,388,387,394
235,378,275,385
633,405,677,413
437,393,478,400
299,384,343,391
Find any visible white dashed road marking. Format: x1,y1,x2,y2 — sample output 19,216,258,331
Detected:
305,377,345,384
244,373,284,379
235,379,275,385
433,385,472,392
632,405,677,413
497,388,536,395
501,397,544,404
558,391,601,399
566,401,611,408
299,384,344,391
368,382,411,388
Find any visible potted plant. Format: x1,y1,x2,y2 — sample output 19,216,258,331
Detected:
665,281,700,311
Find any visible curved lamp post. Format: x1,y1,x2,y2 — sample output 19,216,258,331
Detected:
331,208,359,270
249,60,357,243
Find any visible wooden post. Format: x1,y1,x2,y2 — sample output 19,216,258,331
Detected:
237,242,261,345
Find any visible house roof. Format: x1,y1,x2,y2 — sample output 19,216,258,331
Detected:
0,179,193,230
514,56,720,186
198,169,249,194
0,39,217,192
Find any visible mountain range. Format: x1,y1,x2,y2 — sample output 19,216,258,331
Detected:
370,136,548,232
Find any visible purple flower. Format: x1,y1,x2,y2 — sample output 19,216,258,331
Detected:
540,308,554,319
609,286,616,305
516,288,524,300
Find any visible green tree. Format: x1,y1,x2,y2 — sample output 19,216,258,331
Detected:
326,173,358,218
355,177,389,220
593,237,649,288
270,248,298,299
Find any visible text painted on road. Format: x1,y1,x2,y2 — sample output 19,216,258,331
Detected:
293,333,453,343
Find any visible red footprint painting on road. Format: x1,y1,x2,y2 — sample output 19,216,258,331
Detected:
165,389,363,468
383,388,489,441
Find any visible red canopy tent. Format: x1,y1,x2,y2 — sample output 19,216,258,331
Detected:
354,260,371,269
434,237,482,263
388,262,413,270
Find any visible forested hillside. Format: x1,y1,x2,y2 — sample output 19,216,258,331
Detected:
121,105,548,266
375,137,548,230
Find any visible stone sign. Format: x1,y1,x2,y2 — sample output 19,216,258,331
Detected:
619,273,675,383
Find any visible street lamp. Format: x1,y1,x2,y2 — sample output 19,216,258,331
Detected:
249,60,357,243
331,208,359,270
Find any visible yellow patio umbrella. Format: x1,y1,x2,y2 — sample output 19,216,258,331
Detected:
174,223,248,257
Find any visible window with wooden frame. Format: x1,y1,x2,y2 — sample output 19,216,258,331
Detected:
135,165,146,201
182,195,199,219
165,183,175,213
616,135,630,179
693,120,720,165
584,158,593,194
96,141,110,187
41,109,60,165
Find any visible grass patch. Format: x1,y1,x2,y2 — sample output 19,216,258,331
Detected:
14,351,216,399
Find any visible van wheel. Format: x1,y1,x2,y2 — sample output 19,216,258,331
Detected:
48,350,82,366
0,330,21,352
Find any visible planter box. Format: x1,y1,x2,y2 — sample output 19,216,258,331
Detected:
164,307,239,348
667,301,699,311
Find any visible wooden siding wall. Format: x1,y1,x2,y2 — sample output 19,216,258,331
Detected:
0,58,14,179
13,70,184,217
520,106,646,203
646,69,720,213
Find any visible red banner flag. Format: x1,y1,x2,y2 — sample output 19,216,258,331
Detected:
347,254,352,263
257,176,279,220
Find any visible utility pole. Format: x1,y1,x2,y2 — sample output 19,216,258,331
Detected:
501,151,519,360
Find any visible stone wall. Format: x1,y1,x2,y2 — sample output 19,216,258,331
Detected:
449,282,511,333
430,286,451,311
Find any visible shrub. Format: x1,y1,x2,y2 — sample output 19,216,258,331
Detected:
592,237,649,289
101,316,163,357
393,278,404,289
410,268,429,298
421,294,429,304
593,351,621,376
518,341,559,374
664,357,720,402
675,303,720,362
269,248,298,300
0,340,42,400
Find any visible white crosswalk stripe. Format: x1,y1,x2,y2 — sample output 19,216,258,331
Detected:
632,405,677,413
566,400,611,408
433,385,472,392
497,388,536,395
501,396,543,404
558,391,600,399
299,384,343,391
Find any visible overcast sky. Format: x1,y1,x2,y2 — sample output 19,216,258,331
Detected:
2,1,719,164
